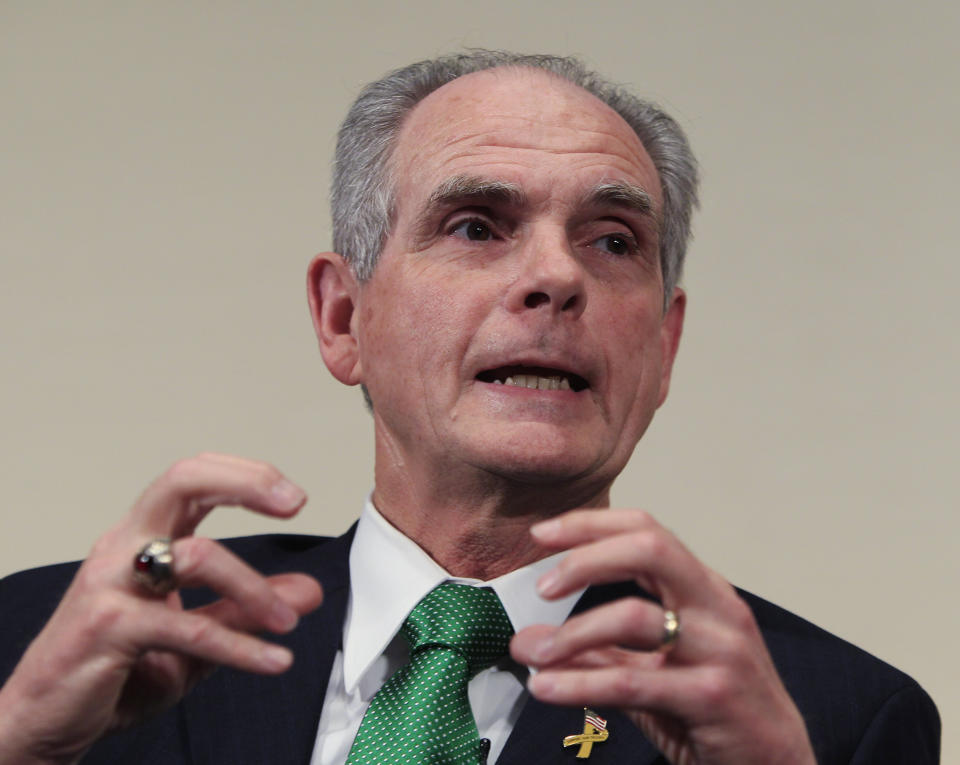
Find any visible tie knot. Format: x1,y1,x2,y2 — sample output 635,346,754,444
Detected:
402,583,514,676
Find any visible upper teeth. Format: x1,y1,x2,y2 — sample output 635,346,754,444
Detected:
493,374,572,391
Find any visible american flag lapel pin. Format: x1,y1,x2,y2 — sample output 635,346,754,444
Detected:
562,708,609,758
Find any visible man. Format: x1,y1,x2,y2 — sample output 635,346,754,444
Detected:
0,51,940,764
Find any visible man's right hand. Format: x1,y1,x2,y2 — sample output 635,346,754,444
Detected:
0,453,324,765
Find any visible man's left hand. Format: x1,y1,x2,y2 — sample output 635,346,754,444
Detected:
511,508,816,765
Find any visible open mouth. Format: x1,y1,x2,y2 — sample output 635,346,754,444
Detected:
476,365,589,392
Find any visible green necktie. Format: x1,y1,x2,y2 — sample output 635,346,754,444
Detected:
346,583,514,765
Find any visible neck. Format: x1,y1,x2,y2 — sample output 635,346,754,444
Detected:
371,435,612,580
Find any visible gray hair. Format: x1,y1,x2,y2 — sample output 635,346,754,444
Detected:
331,50,699,306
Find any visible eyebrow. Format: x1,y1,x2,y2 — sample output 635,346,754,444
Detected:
410,175,659,241
580,181,657,221
427,175,527,209
423,176,655,212
411,175,527,240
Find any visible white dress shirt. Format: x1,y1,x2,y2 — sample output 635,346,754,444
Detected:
310,499,583,764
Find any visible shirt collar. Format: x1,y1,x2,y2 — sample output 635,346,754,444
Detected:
343,498,583,693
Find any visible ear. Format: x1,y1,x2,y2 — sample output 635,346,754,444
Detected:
656,287,686,408
307,253,363,386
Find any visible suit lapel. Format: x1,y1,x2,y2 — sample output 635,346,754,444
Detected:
181,529,354,765
496,583,665,765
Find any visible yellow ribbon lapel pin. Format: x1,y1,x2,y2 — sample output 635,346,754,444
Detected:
562,708,609,759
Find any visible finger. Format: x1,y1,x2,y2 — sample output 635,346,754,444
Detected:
151,538,310,633
83,575,321,711
531,508,667,549
512,598,679,667
194,573,324,634
511,625,647,671
130,453,307,538
535,528,715,607
171,573,323,688
527,663,710,719
266,572,324,616
132,604,296,675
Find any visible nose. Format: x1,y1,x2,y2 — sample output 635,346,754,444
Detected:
506,229,586,320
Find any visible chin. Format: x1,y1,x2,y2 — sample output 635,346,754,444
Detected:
447,420,626,489
470,442,612,487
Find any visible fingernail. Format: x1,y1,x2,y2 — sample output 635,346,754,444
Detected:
271,480,306,510
271,602,299,633
531,518,560,540
537,568,561,597
262,644,293,671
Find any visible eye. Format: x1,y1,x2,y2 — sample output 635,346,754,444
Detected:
450,219,494,241
591,233,636,256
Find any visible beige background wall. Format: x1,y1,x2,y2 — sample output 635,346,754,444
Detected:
2,1,956,758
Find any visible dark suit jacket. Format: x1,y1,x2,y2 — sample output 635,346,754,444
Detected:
1,530,940,764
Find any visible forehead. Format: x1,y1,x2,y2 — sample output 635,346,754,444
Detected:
390,68,661,212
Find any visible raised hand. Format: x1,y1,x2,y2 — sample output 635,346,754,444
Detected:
0,453,323,765
512,508,815,765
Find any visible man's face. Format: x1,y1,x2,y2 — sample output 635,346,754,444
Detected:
354,68,684,496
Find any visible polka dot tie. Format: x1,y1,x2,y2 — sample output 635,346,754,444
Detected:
346,583,514,765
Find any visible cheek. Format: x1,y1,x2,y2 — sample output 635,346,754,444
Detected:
385,283,483,400
606,305,665,409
